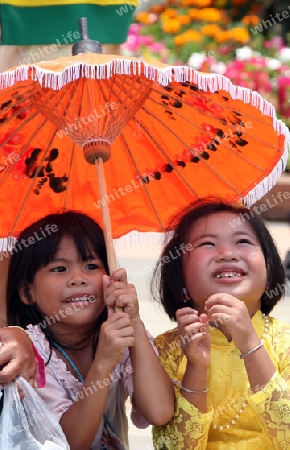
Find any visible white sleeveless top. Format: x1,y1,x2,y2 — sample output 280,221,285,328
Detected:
27,324,152,449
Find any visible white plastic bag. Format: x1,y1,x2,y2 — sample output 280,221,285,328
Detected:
0,377,69,449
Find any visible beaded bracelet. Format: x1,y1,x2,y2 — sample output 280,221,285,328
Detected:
174,379,209,394
239,342,264,359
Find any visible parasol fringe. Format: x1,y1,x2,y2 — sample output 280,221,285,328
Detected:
0,233,168,254
113,231,173,252
0,66,29,89
1,58,289,136
0,237,17,253
1,58,289,159
244,137,289,207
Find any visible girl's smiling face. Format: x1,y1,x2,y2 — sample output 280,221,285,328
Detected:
183,211,267,316
20,236,106,335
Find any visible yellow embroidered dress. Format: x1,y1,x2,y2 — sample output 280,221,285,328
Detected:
153,310,290,449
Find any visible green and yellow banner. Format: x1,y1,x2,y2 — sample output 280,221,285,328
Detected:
0,1,138,45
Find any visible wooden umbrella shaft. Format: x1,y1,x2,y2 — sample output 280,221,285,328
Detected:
95,157,117,273
95,158,122,313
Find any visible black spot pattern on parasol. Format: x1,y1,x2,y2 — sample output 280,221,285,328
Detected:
153,171,162,180
201,152,210,160
49,176,68,193
236,138,248,146
0,100,12,110
23,147,68,194
45,148,59,161
141,175,150,184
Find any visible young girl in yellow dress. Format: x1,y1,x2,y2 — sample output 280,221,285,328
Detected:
151,197,290,449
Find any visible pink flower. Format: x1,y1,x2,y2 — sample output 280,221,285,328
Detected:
123,34,141,53
264,37,284,50
140,35,154,46
129,23,142,35
277,77,290,118
150,42,165,53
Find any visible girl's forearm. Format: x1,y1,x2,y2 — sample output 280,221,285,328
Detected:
60,361,112,450
181,364,208,413
241,344,276,392
129,318,174,425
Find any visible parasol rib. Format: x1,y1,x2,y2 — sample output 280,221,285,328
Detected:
119,132,166,232
140,105,278,176
7,127,60,235
145,95,282,151
136,118,242,199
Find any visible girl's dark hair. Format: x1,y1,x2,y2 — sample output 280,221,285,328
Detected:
151,197,285,320
7,210,109,354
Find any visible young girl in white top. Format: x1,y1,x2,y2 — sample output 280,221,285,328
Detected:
7,210,174,450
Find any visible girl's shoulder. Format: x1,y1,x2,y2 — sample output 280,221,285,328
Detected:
266,316,290,373
26,324,48,353
154,327,180,354
268,315,290,340
26,324,83,395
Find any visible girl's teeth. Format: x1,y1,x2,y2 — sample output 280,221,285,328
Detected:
68,296,89,302
215,272,242,279
66,295,96,303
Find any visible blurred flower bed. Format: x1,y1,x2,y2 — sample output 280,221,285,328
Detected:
123,0,290,137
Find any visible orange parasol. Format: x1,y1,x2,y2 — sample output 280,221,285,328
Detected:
0,39,289,272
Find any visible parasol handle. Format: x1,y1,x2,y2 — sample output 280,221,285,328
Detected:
95,157,122,312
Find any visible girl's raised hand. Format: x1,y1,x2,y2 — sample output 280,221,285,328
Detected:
103,268,139,322
95,309,135,372
205,293,260,353
176,307,211,369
